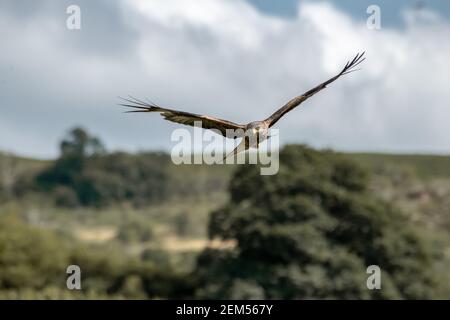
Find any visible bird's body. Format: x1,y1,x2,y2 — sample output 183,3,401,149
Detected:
221,121,270,161
121,52,365,160
246,121,270,146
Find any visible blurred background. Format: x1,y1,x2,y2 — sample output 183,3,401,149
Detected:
0,0,449,299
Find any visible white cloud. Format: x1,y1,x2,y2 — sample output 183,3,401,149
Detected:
1,0,449,158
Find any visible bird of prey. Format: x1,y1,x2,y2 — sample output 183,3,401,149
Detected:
120,52,365,160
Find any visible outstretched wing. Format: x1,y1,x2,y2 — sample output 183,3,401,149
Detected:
120,97,246,138
265,52,365,127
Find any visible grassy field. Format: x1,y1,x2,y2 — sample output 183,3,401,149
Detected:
350,152,450,179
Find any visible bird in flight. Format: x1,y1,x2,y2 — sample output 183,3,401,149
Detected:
120,52,365,160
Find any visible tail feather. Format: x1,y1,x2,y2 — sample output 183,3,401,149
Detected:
221,138,249,164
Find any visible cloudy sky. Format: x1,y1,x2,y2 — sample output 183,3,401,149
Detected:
1,0,450,158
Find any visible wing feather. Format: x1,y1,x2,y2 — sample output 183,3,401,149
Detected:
120,97,245,138
265,52,365,127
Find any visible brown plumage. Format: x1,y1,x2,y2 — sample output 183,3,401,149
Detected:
264,52,365,127
120,96,246,138
120,52,365,158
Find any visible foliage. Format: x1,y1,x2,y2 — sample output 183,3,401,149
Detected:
195,145,441,299
0,213,194,299
35,127,170,207
1,128,449,299
117,219,154,243
0,214,69,289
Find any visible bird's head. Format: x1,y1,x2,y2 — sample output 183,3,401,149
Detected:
247,122,268,138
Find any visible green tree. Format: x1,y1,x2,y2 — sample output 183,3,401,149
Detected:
36,127,169,207
60,127,105,159
0,214,69,289
36,127,105,194
195,145,439,299
0,214,193,299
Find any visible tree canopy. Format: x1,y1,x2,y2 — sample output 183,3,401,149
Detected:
36,127,169,207
195,145,438,299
